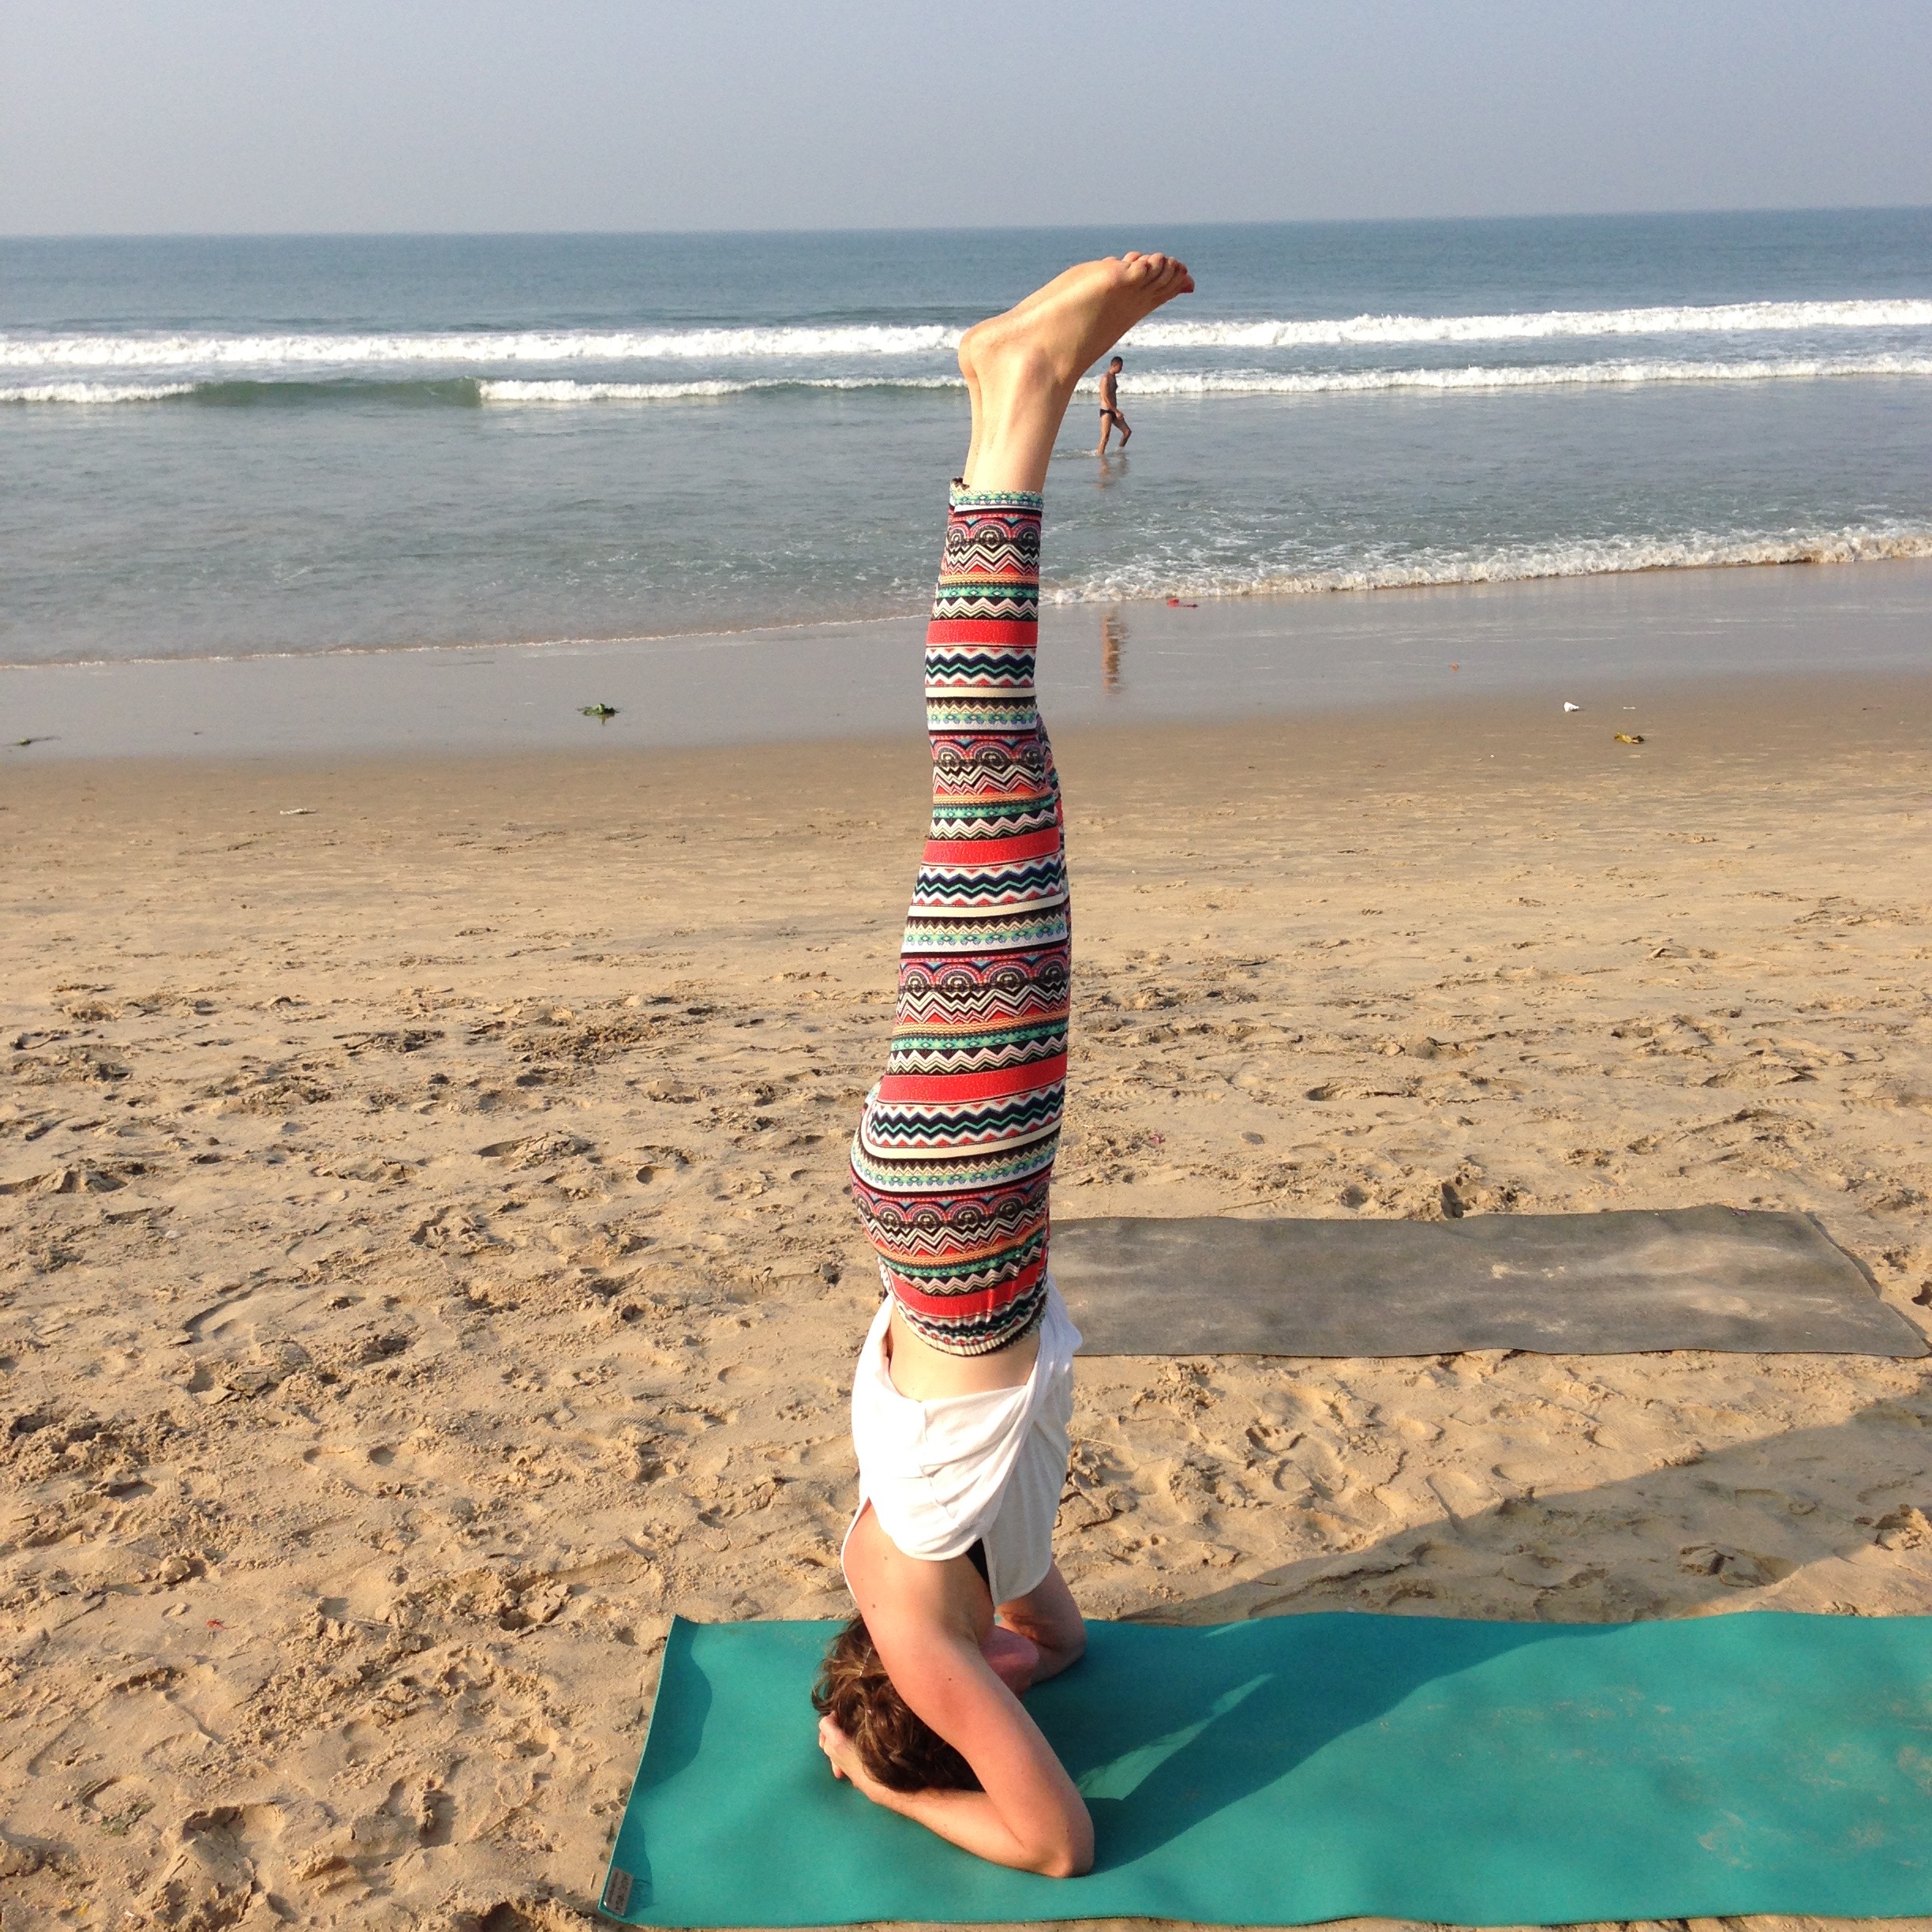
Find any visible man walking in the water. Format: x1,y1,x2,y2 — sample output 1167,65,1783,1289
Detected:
1095,354,1130,453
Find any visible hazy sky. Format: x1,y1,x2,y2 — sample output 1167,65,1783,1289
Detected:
4,0,1930,235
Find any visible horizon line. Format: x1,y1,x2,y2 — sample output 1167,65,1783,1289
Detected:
5,203,1931,245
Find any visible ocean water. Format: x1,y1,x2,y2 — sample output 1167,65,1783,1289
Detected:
3,212,1931,667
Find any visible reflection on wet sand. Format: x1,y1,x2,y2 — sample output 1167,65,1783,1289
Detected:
1101,608,1126,695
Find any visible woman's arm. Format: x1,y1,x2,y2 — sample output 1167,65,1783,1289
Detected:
819,1709,1089,1874
818,1631,1093,1875
836,1507,1092,1873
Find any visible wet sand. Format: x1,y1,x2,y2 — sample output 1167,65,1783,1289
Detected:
2,668,1930,1929
6,556,1931,763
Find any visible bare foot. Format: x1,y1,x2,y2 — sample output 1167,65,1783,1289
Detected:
957,253,1192,492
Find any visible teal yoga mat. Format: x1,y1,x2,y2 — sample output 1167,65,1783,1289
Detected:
601,1611,1932,1926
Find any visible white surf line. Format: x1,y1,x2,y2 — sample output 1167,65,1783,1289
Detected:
1043,527,1932,605
17,355,1927,406
0,381,197,403
1126,298,1932,350
6,298,1930,372
1103,354,1932,396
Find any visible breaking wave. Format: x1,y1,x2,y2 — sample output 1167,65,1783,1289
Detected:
5,298,1930,374
1046,527,1932,605
1106,354,1932,396
476,376,961,402
1126,298,1932,350
8,357,1927,407
0,380,196,404
0,324,964,372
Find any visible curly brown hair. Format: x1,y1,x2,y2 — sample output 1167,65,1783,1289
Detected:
811,1614,983,1793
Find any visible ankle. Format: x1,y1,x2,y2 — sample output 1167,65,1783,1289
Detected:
965,413,1061,496
964,455,1050,496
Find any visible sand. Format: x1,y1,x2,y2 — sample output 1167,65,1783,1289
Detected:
9,556,1932,765
2,668,1930,1930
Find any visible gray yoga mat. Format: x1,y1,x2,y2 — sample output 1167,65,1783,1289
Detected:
1052,1207,1925,1357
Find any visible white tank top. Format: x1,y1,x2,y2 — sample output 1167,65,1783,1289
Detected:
842,1282,1080,1607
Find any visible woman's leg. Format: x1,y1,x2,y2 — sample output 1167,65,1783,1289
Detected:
996,1563,1087,1686
849,481,1065,1354
850,254,1193,1356
957,253,1192,494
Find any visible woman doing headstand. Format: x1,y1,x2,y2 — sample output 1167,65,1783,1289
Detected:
817,251,1194,1875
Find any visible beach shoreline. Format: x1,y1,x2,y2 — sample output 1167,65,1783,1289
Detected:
9,214,1932,679
3,657,1930,1925
4,553,1930,765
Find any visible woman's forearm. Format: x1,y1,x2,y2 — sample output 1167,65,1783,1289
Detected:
868,1781,1088,1877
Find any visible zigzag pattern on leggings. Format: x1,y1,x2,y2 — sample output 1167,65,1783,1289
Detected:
852,484,1068,1356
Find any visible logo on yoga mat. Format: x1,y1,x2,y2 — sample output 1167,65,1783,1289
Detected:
601,1866,634,1916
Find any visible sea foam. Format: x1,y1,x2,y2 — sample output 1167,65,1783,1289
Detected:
0,381,195,403
476,376,960,402
1046,526,1932,606
1103,354,1932,396
1125,299,1932,350
0,324,963,372
9,358,1924,407
481,378,754,402
6,298,1930,373
481,358,1932,406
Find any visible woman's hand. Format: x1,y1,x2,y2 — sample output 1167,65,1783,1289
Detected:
818,1714,877,1792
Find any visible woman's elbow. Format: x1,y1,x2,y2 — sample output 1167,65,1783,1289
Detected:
1032,1812,1095,1878
1037,1841,1094,1879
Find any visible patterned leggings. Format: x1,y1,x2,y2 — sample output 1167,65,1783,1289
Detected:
848,486,1068,1357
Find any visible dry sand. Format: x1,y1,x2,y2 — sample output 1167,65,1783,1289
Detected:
2,669,1930,1930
